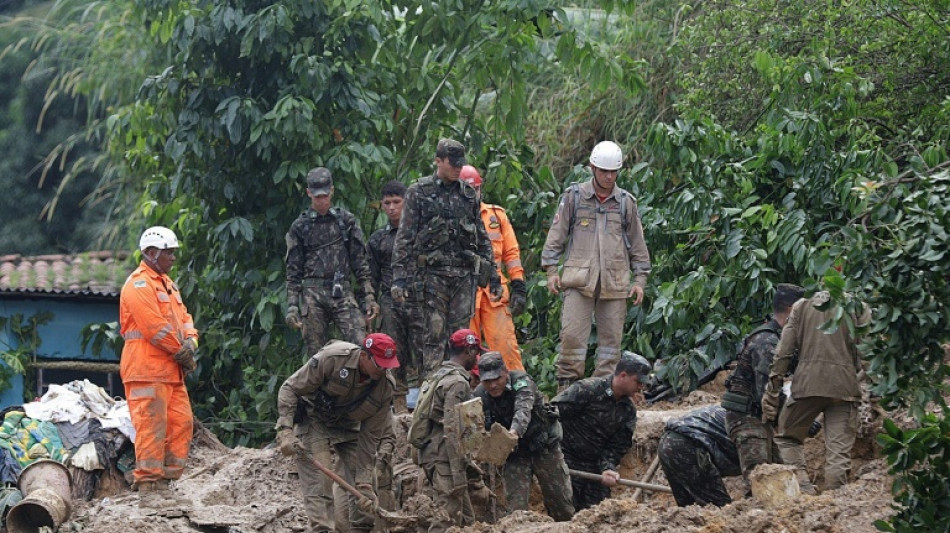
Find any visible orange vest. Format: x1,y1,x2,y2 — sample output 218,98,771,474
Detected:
119,261,198,383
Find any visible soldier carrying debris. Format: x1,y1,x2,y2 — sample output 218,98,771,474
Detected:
553,352,650,510
474,352,575,521
275,333,398,533
410,329,483,532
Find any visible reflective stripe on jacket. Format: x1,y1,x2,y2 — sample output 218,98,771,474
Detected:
119,261,198,383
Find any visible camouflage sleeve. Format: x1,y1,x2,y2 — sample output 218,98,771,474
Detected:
285,219,305,303
367,231,383,292
540,191,573,274
510,376,537,437
750,332,779,402
600,409,636,473
391,186,419,282
624,196,652,288
551,381,588,421
442,377,471,482
345,212,375,296
770,301,804,384
276,355,330,428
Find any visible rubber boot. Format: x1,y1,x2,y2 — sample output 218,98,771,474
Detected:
137,480,192,510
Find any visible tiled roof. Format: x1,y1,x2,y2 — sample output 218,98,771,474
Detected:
0,251,133,298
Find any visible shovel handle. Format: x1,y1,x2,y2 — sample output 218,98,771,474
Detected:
568,469,672,493
296,447,368,502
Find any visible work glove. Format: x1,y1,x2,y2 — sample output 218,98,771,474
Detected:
509,279,527,316
808,418,823,437
363,294,380,321
276,428,300,457
391,279,408,304
173,338,198,373
285,306,302,330
489,273,503,301
761,382,781,425
357,495,377,514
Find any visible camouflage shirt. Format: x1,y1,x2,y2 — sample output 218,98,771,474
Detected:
725,319,782,405
285,206,374,301
391,174,495,281
368,223,397,296
474,370,559,456
664,406,741,477
553,376,636,472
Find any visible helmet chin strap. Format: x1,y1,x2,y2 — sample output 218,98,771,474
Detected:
143,249,166,274
592,169,611,193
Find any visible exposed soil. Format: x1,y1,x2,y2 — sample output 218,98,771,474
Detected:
59,383,895,533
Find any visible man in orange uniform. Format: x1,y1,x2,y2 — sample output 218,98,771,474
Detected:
460,165,526,371
119,226,198,509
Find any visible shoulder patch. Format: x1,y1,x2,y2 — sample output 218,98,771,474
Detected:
512,377,530,391
133,280,147,288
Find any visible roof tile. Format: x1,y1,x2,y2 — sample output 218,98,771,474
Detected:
0,251,133,298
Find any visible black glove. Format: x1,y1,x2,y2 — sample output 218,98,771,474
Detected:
509,279,527,316
808,419,823,437
489,273,502,301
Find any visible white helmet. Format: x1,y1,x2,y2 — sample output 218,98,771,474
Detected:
139,226,180,251
589,141,623,171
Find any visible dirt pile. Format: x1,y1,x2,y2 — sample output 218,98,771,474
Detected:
57,393,893,533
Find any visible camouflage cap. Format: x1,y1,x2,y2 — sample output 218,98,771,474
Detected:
476,351,506,381
773,283,805,311
306,167,333,195
617,351,652,379
436,138,467,168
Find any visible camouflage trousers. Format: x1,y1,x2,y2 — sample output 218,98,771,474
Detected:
724,410,781,482
300,286,365,359
557,289,626,382
296,417,375,531
422,460,475,533
658,431,732,507
562,456,610,511
415,272,476,379
503,446,575,521
377,293,425,393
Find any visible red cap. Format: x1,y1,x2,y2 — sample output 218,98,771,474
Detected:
449,328,485,352
459,165,482,188
363,333,399,369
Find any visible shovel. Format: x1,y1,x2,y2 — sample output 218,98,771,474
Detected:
568,469,672,493
297,449,418,527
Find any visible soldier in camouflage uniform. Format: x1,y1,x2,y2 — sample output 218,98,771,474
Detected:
391,139,502,378
721,283,804,485
275,333,398,533
285,167,380,358
368,180,425,412
414,329,483,533
658,405,741,507
553,352,651,510
474,353,575,521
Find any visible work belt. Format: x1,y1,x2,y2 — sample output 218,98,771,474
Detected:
301,278,334,288
416,254,472,268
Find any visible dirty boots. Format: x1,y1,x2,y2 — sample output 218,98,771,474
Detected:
136,480,192,511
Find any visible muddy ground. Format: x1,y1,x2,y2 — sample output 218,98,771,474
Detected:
57,378,898,533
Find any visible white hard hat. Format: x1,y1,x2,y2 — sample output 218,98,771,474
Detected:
139,226,180,251
589,141,623,171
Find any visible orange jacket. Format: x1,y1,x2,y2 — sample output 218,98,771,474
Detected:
477,203,524,307
119,261,198,383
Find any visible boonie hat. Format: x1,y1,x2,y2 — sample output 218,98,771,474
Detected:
476,351,506,381
449,328,485,352
363,333,399,369
307,167,333,196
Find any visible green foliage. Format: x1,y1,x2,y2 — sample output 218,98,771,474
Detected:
80,321,123,360
876,415,950,532
0,312,53,398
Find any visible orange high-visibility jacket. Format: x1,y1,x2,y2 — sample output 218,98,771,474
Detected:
119,261,198,383
476,203,524,307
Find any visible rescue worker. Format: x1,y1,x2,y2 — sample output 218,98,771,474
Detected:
275,333,399,533
368,180,425,412
541,141,652,390
762,290,871,493
119,226,197,509
474,352,575,521
658,406,741,507
553,351,650,510
391,139,502,378
285,167,379,358
722,283,804,485
413,329,483,532
459,165,527,371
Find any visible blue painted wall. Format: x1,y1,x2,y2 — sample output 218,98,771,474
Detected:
0,297,119,407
